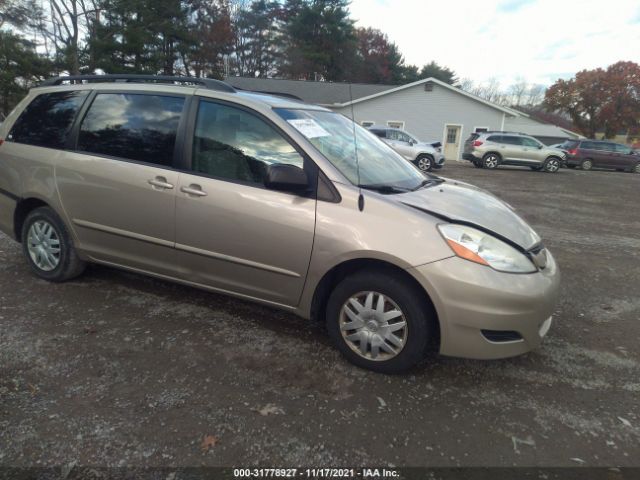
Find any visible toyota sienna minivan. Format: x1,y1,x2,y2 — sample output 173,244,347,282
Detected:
0,75,560,373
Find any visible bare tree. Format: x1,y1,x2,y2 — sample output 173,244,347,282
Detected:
46,0,99,74
508,76,528,106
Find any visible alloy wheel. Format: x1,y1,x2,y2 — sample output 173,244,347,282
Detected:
27,220,61,272
417,157,432,171
582,160,593,171
484,155,499,169
546,159,560,173
634,163,640,174
339,291,408,361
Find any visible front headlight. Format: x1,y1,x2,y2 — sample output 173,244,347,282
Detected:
438,224,537,273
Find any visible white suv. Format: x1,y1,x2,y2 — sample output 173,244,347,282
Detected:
368,126,445,172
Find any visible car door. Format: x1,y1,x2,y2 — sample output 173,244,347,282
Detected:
501,136,527,162
520,136,545,164
385,129,413,159
174,98,316,307
612,143,634,169
593,142,615,168
56,91,187,276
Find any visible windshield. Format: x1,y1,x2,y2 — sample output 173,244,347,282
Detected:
275,108,426,191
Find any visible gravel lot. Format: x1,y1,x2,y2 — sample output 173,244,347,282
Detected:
1,161,639,468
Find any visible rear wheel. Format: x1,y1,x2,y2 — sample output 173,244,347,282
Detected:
414,154,434,172
326,270,435,373
543,157,561,173
482,153,500,169
580,159,593,171
632,162,640,174
21,207,86,282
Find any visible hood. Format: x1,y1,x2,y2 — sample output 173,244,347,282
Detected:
399,179,541,250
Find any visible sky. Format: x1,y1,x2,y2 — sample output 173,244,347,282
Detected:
349,0,640,87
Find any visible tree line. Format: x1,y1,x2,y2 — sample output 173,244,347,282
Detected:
0,0,459,116
1,0,637,139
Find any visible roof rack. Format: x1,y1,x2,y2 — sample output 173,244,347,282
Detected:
38,74,237,93
481,130,529,135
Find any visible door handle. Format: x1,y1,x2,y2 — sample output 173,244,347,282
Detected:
181,185,208,197
148,177,174,190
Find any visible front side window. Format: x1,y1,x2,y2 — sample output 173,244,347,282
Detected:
9,91,88,149
521,137,542,148
192,100,304,184
276,108,425,191
77,93,185,166
388,130,412,143
613,143,631,154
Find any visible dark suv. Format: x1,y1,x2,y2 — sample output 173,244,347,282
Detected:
560,140,640,173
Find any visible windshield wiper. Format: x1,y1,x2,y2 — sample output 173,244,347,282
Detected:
410,177,445,191
359,184,411,194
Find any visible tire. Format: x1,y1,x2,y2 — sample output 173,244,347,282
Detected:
482,153,500,169
414,154,434,172
631,162,640,174
580,159,593,171
21,207,86,282
326,270,435,373
543,157,561,173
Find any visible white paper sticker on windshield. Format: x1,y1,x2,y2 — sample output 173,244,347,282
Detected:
287,119,331,139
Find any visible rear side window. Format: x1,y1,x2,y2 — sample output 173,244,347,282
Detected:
486,135,502,143
8,91,88,149
191,100,304,185
580,141,597,150
501,136,522,145
369,129,386,138
613,143,632,154
77,93,185,166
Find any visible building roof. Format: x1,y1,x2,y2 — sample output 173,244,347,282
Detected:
333,77,519,116
225,76,394,105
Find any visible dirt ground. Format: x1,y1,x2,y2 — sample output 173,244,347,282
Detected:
1,161,639,469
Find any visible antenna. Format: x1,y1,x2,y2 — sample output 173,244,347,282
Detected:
348,83,364,212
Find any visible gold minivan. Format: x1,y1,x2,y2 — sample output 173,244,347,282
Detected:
0,75,560,373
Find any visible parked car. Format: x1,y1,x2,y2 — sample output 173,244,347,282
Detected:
0,75,560,373
463,131,566,173
559,139,640,173
367,126,445,172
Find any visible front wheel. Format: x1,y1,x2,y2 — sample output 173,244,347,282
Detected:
326,270,435,373
21,207,86,282
414,155,433,172
482,153,500,169
543,157,561,173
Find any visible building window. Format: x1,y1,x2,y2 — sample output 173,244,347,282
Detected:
361,121,375,128
446,127,458,144
387,121,405,130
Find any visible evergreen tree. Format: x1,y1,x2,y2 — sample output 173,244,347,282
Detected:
279,0,357,81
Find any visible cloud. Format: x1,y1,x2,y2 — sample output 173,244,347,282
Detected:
497,0,535,13
349,0,640,86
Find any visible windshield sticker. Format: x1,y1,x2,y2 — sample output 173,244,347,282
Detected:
287,119,331,139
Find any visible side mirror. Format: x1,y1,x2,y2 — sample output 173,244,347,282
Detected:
264,164,309,193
